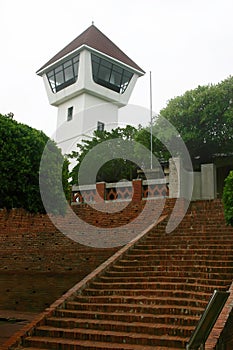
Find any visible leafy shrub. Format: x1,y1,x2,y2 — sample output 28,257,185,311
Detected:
223,170,233,226
0,113,69,213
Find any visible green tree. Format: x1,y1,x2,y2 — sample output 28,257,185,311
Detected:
0,113,69,213
223,171,233,226
135,76,233,169
134,124,171,165
70,125,140,184
157,76,233,168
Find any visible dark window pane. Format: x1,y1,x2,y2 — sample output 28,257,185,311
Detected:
110,71,121,85
64,60,72,68
55,66,63,74
91,53,133,94
121,71,133,84
67,106,73,121
48,78,56,92
112,65,123,74
92,54,100,63
101,59,112,69
64,66,74,81
97,121,104,131
73,61,79,77
46,54,79,93
55,71,64,85
92,61,99,77
47,71,54,79
99,66,111,81
73,55,79,63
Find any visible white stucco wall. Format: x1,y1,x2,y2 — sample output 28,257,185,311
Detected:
169,157,217,200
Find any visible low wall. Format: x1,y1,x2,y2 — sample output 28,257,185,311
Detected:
72,178,168,203
71,157,218,204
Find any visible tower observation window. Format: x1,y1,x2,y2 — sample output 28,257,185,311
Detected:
91,54,133,94
97,121,105,131
47,54,79,93
67,106,73,121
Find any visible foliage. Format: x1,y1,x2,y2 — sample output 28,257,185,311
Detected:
222,171,233,226
134,123,174,165
158,76,233,168
70,125,140,184
135,76,233,169
0,113,69,213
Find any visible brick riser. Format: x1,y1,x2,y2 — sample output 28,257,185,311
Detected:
13,200,233,349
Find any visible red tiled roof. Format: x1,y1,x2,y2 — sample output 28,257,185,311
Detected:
37,25,145,74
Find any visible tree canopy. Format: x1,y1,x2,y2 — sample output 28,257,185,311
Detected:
70,125,140,185
136,76,233,169
159,76,233,167
0,113,69,213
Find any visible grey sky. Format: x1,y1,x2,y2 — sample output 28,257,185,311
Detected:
1,0,232,136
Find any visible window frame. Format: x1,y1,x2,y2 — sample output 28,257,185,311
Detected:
91,54,133,94
46,54,80,93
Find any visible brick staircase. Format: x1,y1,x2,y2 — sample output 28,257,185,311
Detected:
6,200,233,349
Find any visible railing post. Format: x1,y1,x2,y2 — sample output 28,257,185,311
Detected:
96,182,106,202
132,179,142,202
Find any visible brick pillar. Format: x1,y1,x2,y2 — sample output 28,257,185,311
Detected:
96,182,106,202
132,179,142,202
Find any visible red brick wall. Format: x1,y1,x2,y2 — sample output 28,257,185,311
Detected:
0,205,118,311
0,199,161,311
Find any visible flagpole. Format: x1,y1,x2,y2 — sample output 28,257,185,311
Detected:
150,71,153,169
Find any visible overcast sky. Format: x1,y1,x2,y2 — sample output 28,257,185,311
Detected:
1,0,232,137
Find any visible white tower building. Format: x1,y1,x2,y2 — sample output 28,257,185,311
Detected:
37,24,145,154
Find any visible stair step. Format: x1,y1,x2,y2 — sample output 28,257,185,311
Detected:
116,259,233,267
55,309,200,326
74,295,208,308
97,275,229,286
144,234,233,241
112,265,233,273
137,241,233,247
88,281,229,292
25,327,187,348
22,337,183,349
44,318,193,337
46,317,194,334
105,270,233,280
83,288,212,300
65,301,203,316
129,248,233,255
